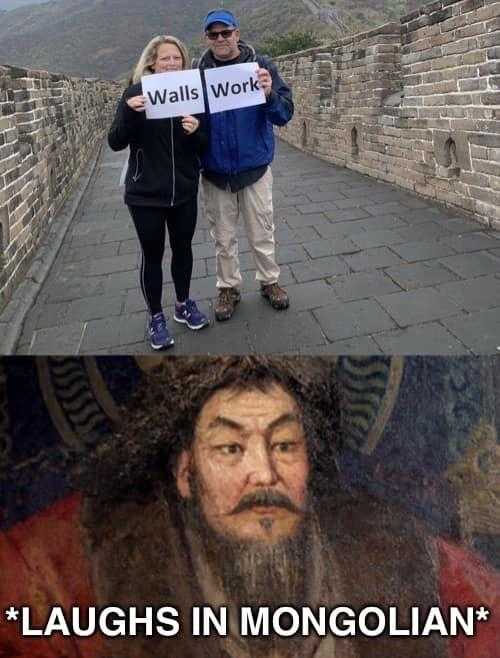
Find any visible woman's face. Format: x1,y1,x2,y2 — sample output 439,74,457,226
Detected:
152,43,184,73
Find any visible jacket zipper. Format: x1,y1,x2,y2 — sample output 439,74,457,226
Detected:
132,149,142,182
170,119,175,206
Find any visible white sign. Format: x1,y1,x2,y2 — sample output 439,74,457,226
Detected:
205,63,266,114
142,69,205,119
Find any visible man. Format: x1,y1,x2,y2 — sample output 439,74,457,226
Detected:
1,357,498,658
197,10,294,321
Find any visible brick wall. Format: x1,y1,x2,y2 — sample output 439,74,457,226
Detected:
277,0,500,229
0,65,121,309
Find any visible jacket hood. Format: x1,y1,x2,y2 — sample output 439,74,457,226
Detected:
197,40,256,69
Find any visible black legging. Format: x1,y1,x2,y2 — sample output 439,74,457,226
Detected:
128,198,197,315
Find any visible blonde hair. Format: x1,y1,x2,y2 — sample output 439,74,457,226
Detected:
131,35,189,84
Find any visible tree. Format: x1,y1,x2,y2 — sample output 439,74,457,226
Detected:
258,31,322,58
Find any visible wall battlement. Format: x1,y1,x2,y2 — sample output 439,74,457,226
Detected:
276,0,500,229
0,64,121,308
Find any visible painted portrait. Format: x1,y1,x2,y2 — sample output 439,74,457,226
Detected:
0,355,499,658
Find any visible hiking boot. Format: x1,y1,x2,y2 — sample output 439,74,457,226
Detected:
260,282,290,310
174,299,209,330
215,287,241,322
149,312,174,350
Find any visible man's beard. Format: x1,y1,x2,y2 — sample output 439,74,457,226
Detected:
184,484,309,610
183,485,311,657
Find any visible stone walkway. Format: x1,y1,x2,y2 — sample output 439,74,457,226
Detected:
16,140,500,355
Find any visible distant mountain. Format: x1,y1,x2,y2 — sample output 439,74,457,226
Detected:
0,0,406,80
0,0,50,9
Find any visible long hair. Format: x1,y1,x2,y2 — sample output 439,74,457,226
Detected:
75,356,343,506
131,35,190,84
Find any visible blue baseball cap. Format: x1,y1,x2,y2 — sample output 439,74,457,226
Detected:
204,9,239,31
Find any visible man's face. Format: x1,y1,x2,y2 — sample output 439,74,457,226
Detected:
205,21,241,61
176,383,309,545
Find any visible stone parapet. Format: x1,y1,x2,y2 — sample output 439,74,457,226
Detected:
0,64,121,309
277,0,500,229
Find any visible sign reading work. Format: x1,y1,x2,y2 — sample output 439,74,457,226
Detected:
205,63,266,114
142,69,205,119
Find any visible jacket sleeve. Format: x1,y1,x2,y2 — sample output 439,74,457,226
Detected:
261,57,294,127
108,90,142,152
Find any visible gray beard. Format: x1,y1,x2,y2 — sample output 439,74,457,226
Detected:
184,498,309,609
183,498,310,658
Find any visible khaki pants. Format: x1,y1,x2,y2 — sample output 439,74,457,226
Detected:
202,168,280,290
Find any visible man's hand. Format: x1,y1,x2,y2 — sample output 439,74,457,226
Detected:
257,68,273,97
126,95,146,112
182,115,200,134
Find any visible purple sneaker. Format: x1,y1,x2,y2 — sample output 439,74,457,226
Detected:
174,299,209,330
149,312,174,350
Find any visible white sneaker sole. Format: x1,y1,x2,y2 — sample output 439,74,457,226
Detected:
150,337,175,350
174,316,209,331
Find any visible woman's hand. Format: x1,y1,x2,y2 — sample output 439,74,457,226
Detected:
182,115,200,135
126,95,146,112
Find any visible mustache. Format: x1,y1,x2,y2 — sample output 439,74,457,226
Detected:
231,490,301,515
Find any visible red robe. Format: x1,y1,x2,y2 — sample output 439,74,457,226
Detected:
0,494,498,658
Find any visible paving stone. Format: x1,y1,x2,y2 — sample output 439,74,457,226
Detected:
46,278,106,302
385,261,460,290
80,313,147,351
438,251,500,278
188,277,218,301
278,280,338,311
103,269,140,291
435,275,500,312
317,335,383,354
390,241,457,262
86,253,138,276
399,208,445,224
119,239,139,255
441,308,500,354
175,320,252,355
290,256,349,282
325,208,370,223
305,189,347,203
314,300,396,341
285,212,331,229
395,221,453,243
376,288,463,326
70,231,105,247
296,201,338,215
303,237,359,258
363,201,409,217
373,322,467,354
247,311,326,352
329,270,402,301
441,232,500,254
277,244,308,264
275,195,310,208
64,242,120,263
343,247,402,272
276,226,319,244
441,217,486,234
66,294,124,322
30,322,85,354
350,230,406,250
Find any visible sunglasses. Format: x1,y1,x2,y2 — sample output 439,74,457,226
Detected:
206,28,236,40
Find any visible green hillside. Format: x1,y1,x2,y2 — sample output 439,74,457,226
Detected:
0,0,408,80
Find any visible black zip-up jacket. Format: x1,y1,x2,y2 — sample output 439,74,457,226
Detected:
108,82,208,208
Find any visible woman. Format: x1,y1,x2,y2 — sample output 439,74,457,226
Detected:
108,35,209,350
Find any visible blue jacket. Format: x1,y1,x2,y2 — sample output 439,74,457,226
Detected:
197,42,294,177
